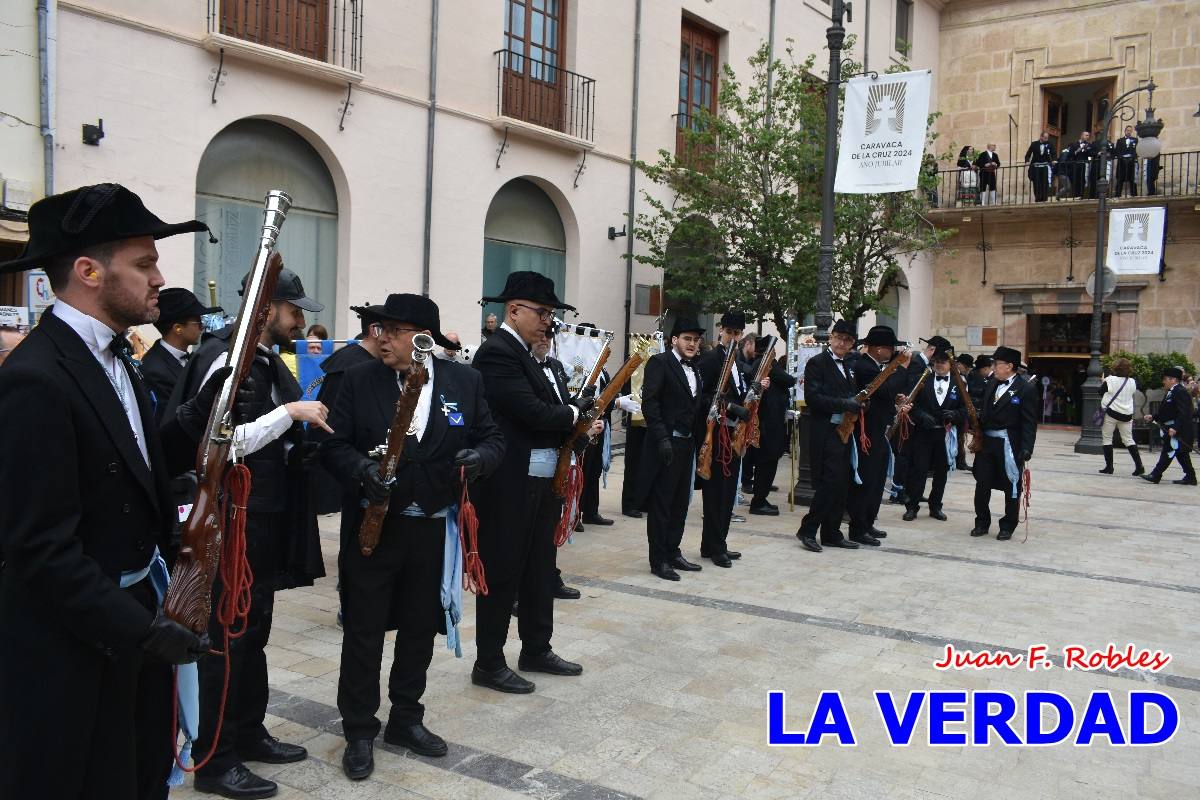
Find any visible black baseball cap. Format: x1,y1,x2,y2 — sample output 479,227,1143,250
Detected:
240,267,324,313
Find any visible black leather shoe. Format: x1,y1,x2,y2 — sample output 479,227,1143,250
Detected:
1141,473,1161,484
622,508,644,518
554,584,581,600
869,527,888,538
902,508,918,521
237,736,307,765
574,520,584,532
823,538,860,549
709,552,733,568
997,530,1014,541
582,514,614,525
970,527,988,537
749,504,779,516
798,534,822,553
929,509,948,521
889,493,909,505
384,723,448,757
471,664,535,694
194,764,278,799
849,533,880,547
1173,477,1198,485
342,740,374,781
669,555,702,571
726,550,741,560
518,650,583,676
652,562,681,581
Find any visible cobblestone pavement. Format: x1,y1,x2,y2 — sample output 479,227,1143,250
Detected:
172,431,1198,799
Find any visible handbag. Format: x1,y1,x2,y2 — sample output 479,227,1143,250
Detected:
1094,377,1129,425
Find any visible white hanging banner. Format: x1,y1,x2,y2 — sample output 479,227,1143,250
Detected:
1106,206,1166,275
553,324,610,395
834,70,932,194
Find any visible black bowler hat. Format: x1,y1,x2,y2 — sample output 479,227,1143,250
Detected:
932,349,953,362
240,267,324,313
830,319,857,337
349,301,382,323
357,293,458,350
920,335,953,351
0,183,212,274
956,353,975,368
991,345,1022,365
157,287,221,324
859,325,900,348
755,335,777,353
719,310,747,330
670,317,705,338
975,355,993,369
481,270,575,311
1163,366,1184,380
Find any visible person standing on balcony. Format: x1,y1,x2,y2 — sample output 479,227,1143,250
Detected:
1113,126,1139,198
1069,131,1095,199
974,144,1001,205
1024,131,1055,202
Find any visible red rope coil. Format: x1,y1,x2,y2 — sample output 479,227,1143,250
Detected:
458,466,488,596
857,410,871,454
1020,467,1032,544
554,459,585,547
717,407,734,478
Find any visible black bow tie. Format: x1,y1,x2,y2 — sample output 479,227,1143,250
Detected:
935,375,949,382
680,358,695,368
997,378,1010,387
110,334,141,378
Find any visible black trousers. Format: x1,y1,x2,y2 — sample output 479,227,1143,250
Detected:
751,451,782,508
1115,158,1137,197
196,511,281,777
1151,438,1196,480
973,437,1020,532
798,422,852,543
338,515,442,742
892,436,913,497
621,425,646,512
646,437,695,567
700,434,741,556
907,428,950,513
581,436,603,518
979,171,997,192
1030,167,1049,201
848,433,889,536
1073,162,1088,198
474,476,558,670
741,446,756,489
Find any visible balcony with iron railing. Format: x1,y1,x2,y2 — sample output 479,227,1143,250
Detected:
493,49,596,146
927,150,1200,211
204,0,364,84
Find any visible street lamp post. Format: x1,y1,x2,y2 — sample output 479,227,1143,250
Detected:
1073,79,1163,454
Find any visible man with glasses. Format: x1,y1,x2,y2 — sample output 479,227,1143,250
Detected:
141,287,221,421
470,271,592,694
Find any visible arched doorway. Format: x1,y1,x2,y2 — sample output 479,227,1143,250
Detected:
194,119,338,330
481,178,566,325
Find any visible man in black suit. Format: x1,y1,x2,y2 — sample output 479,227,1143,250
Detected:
575,322,615,528
0,184,235,800
695,311,755,567
1024,131,1056,202
1113,125,1139,198
470,272,590,694
1140,366,1196,485
971,346,1038,540
974,144,1001,205
891,335,950,505
954,353,975,470
902,350,964,523
141,287,221,420
847,326,909,545
636,317,706,580
1069,131,1095,199
796,320,865,552
319,294,505,780
747,336,796,516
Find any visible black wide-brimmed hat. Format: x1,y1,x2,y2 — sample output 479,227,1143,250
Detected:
357,293,458,350
240,267,324,313
481,270,575,311
1163,366,1184,380
670,317,705,338
974,355,993,368
920,335,953,351
157,287,221,324
719,310,747,330
0,183,213,274
755,335,778,353
349,301,382,323
859,325,900,348
830,319,857,337
991,346,1021,365
956,353,975,368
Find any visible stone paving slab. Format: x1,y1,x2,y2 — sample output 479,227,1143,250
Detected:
170,431,1199,799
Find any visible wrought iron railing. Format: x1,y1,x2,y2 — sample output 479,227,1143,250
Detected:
495,49,595,142
928,150,1199,209
208,0,363,72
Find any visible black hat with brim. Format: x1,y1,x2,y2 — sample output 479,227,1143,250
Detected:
1163,366,1184,380
240,267,324,313
975,355,993,368
932,350,954,362
991,346,1022,365
670,317,705,338
859,325,900,348
956,353,975,367
157,287,221,324
719,310,747,330
0,183,212,274
755,335,777,353
830,320,857,337
349,302,382,322
358,293,459,350
920,335,953,352
481,270,575,311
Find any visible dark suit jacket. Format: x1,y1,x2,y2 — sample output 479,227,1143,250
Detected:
974,150,1001,171
1113,136,1139,160
979,374,1038,459
696,342,748,421
140,339,184,422
311,342,376,514
315,340,375,413
1154,384,1195,447
635,350,703,506
1024,140,1055,165
757,362,796,460
852,355,908,441
804,350,860,423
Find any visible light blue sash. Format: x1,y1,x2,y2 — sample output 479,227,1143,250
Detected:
983,429,1021,498
442,506,465,658
945,425,959,473
601,425,611,489
830,414,862,485
528,448,557,478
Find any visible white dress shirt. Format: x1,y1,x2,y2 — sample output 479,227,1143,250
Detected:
159,339,189,367
400,354,435,441
993,377,1013,402
830,355,850,381
201,349,293,458
933,373,951,406
673,349,698,396
52,301,149,466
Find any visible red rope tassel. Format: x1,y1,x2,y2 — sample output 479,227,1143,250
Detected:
857,410,871,454
897,412,912,447
172,463,254,773
458,466,488,596
554,459,585,547
717,407,734,478
1020,467,1032,544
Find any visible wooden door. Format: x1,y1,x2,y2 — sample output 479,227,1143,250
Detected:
677,19,720,156
1042,89,1064,153
1091,81,1115,139
221,0,328,62
502,0,566,132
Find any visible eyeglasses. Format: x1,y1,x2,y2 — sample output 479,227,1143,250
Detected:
370,323,424,339
514,303,554,322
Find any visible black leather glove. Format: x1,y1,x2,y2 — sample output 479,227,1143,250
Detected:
581,384,598,400
178,367,259,436
141,611,210,665
1019,450,1032,463
356,458,391,505
840,397,863,412
287,440,320,471
726,403,751,422
657,439,674,466
570,395,596,417
453,449,483,482
941,410,960,423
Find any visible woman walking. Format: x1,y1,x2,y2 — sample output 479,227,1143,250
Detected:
1099,357,1144,475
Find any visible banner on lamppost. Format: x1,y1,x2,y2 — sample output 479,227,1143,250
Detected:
834,70,932,194
1106,206,1166,275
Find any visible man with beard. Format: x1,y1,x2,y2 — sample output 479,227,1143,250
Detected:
0,183,250,800
169,268,330,798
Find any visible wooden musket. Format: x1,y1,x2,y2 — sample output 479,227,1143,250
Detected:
553,351,644,496
836,352,912,444
885,366,933,441
732,336,778,456
697,341,739,480
952,367,984,453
